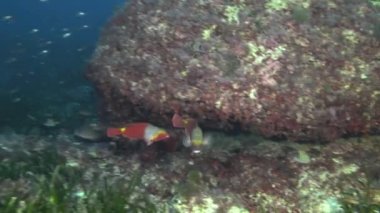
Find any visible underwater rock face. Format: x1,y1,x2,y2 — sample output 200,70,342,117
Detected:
86,0,380,142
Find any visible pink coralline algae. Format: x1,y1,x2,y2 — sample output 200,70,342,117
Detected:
86,0,380,142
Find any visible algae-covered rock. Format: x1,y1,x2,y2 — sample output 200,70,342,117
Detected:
87,0,380,142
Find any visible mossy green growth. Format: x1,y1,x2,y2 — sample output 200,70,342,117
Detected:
202,25,216,40
0,147,158,213
292,6,311,23
369,0,380,7
339,164,359,175
193,197,218,212
224,5,241,24
342,29,359,45
176,169,204,198
340,58,371,81
373,21,380,40
187,169,203,185
340,177,380,212
294,150,311,164
317,197,344,213
247,42,266,64
0,165,83,213
247,42,287,65
0,144,65,180
0,168,157,213
173,196,219,213
253,192,292,212
228,205,250,213
271,45,287,60
266,0,288,11
83,173,157,213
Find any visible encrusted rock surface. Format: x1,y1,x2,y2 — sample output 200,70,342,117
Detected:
87,0,380,141
2,129,380,212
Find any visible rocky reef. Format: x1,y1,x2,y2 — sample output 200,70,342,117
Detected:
1,129,380,212
86,0,380,142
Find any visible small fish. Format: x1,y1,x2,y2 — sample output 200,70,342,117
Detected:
2,16,13,21
62,32,72,38
182,125,203,146
11,97,21,103
190,125,203,147
172,110,206,151
76,11,86,16
107,122,170,146
30,28,39,33
43,118,60,127
40,49,49,54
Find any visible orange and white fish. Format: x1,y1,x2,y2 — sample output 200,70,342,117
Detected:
107,122,170,146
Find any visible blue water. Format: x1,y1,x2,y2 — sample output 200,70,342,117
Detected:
0,0,125,127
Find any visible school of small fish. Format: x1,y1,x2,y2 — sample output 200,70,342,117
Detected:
1,2,90,66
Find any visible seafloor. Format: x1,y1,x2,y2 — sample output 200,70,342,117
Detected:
0,118,379,212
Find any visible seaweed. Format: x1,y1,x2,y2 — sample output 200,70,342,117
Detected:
0,144,65,180
340,178,380,212
82,173,157,213
292,6,311,24
0,146,158,212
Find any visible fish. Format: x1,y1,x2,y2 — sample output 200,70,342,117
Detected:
76,11,86,17
107,122,170,146
171,109,197,134
182,125,203,146
172,110,206,151
62,32,72,38
2,16,13,21
30,28,39,33
190,125,204,147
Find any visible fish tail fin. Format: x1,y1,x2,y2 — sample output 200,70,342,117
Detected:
107,128,122,137
182,134,192,147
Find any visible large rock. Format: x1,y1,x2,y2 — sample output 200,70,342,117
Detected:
86,0,380,142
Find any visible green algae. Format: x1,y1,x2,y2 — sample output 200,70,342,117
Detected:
246,42,286,65
202,25,216,40
187,169,203,185
253,192,295,212
369,0,380,7
0,147,157,213
172,196,219,213
292,6,311,23
0,144,65,180
342,29,360,45
228,205,250,213
373,21,380,40
224,5,241,24
265,0,288,11
294,150,311,164
317,197,344,213
340,177,380,212
0,168,157,213
175,169,204,198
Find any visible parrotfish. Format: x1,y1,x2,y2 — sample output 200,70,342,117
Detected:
107,122,170,146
